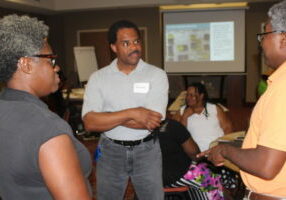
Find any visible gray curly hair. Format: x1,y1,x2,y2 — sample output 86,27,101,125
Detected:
0,14,49,82
268,0,286,31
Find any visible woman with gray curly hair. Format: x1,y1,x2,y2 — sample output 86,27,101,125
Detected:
0,15,92,200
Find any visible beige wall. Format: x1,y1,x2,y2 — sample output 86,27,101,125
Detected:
245,2,274,102
0,2,276,104
59,7,161,87
48,2,275,102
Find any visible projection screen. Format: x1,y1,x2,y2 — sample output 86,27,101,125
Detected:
162,9,245,73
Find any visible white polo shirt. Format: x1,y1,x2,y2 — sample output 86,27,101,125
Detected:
82,58,169,140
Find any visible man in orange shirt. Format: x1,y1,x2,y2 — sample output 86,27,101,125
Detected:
198,1,286,199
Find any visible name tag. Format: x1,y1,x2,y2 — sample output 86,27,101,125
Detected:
133,82,150,93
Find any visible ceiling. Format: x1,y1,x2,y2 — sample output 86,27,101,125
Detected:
0,0,278,14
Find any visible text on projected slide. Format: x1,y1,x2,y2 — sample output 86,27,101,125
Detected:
165,22,234,62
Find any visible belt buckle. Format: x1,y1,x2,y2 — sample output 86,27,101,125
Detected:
125,141,135,148
126,140,137,147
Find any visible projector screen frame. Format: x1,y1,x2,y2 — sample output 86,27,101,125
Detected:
161,8,246,74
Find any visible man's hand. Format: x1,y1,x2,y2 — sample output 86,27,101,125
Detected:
197,144,227,166
131,107,162,130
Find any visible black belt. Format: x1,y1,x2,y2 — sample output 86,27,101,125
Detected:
108,134,154,146
245,190,286,200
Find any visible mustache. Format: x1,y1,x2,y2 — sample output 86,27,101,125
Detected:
128,50,140,56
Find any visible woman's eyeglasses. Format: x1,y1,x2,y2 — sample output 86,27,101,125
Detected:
25,54,57,67
256,30,286,42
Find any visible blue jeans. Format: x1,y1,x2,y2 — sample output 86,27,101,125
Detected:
96,135,164,200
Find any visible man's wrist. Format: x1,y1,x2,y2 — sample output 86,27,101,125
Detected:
221,143,237,160
124,108,135,120
220,143,229,158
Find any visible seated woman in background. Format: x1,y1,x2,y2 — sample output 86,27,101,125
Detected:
180,82,232,152
157,119,224,200
178,82,238,190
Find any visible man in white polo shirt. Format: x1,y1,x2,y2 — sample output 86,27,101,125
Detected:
82,20,169,200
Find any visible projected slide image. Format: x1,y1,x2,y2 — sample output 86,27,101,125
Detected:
165,22,234,62
166,23,209,62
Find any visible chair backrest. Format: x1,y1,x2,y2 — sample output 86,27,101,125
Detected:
164,186,190,200
164,186,189,193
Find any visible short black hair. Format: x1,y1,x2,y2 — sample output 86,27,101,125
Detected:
188,82,209,103
107,20,141,44
188,82,209,117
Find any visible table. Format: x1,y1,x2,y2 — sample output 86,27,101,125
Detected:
62,88,84,101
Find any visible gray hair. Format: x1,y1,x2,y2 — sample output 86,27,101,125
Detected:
268,0,286,31
0,15,49,82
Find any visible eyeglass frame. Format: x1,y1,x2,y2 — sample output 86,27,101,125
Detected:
25,54,57,68
257,30,286,43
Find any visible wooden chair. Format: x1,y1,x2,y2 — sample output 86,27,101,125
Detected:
164,186,191,200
